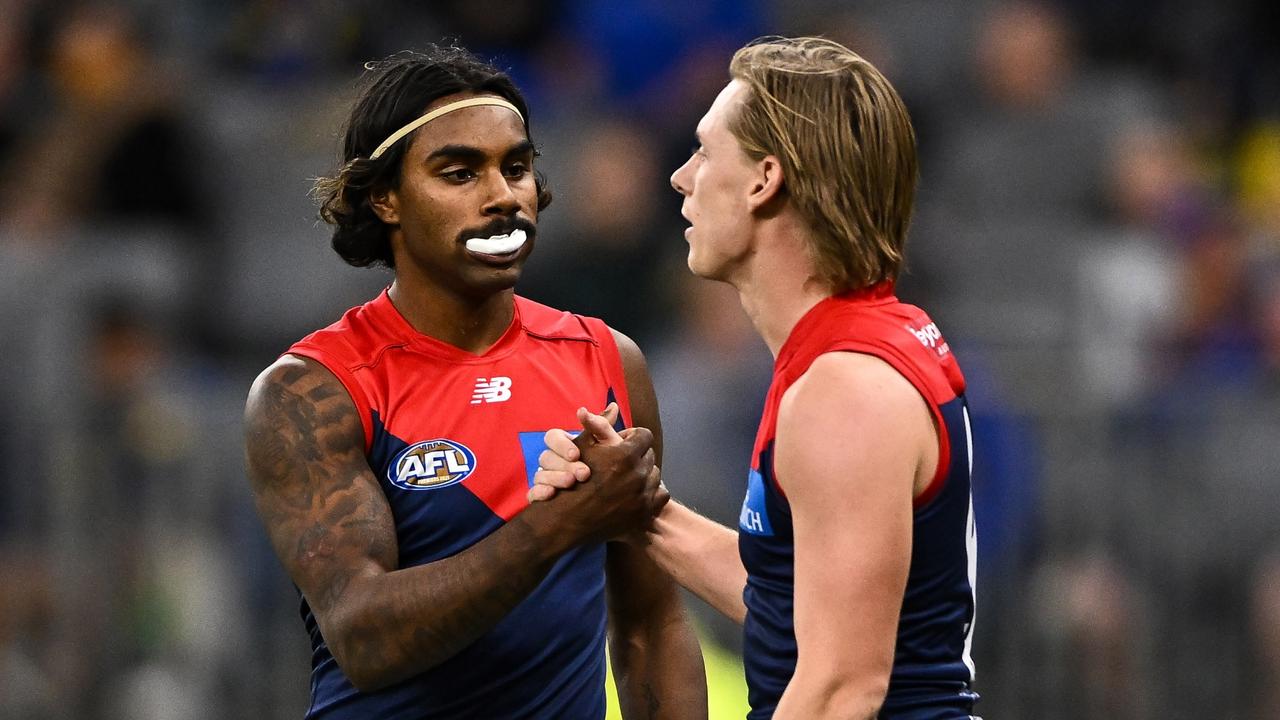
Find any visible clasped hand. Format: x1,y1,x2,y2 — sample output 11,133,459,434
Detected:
528,404,668,538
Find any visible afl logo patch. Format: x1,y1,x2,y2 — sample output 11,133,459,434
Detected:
389,439,476,490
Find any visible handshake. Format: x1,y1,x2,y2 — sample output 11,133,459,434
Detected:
526,404,669,544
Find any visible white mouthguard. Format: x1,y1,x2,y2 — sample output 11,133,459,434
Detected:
465,229,527,255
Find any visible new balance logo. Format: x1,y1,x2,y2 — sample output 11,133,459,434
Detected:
471,376,512,404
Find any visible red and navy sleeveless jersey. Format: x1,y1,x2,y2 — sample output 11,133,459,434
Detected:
285,289,633,720
738,283,979,719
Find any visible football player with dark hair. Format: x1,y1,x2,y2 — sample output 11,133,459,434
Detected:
245,45,706,720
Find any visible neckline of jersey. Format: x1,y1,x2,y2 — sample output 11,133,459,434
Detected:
775,280,898,371
369,287,525,363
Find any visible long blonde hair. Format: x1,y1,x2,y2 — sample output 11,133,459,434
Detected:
728,36,918,291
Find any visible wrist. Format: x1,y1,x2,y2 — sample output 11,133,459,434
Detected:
649,498,687,540
516,500,576,559
645,501,685,564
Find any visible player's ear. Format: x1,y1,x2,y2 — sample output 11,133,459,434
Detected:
747,155,785,213
369,185,401,225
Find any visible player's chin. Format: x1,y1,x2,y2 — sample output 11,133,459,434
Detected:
464,257,529,294
685,249,715,279
687,255,732,284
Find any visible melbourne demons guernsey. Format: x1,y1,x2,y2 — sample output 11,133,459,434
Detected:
286,290,633,720
738,283,979,719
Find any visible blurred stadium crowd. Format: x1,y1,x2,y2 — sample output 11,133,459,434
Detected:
0,1,1277,718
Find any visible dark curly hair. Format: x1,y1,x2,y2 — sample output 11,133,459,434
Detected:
313,46,553,268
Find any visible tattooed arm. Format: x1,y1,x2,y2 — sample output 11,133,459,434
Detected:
244,355,662,692
605,331,708,720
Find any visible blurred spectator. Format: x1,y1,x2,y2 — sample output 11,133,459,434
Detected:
385,0,560,100
947,0,1105,217
1238,122,1280,261
0,0,39,169
1030,551,1150,719
1253,556,1280,720
561,0,763,114
0,3,207,242
0,545,58,719
910,1,1141,408
1235,122,1280,719
57,296,252,720
1057,113,1273,720
646,271,773,651
1075,120,1204,411
218,0,378,85
520,118,681,345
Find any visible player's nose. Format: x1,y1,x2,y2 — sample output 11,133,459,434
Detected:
670,159,692,196
482,171,520,215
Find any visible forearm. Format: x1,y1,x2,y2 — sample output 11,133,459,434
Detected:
610,606,707,720
772,667,886,720
606,539,708,720
645,501,747,624
325,505,569,691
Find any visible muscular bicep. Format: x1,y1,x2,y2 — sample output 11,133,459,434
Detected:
774,352,934,685
244,355,398,619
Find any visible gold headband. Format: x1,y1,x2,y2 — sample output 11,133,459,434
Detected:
368,97,525,160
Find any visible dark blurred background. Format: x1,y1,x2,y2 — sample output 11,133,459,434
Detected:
1,1,1278,718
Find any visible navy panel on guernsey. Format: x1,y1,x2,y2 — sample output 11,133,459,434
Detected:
297,411,609,720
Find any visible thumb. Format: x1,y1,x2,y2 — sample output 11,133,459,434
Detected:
576,404,623,446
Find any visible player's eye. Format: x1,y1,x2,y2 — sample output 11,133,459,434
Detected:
504,162,529,179
442,167,476,181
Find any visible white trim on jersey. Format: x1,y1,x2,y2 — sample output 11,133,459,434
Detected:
961,404,978,681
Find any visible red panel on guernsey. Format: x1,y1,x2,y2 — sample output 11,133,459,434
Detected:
756,281,966,507
286,290,632,522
